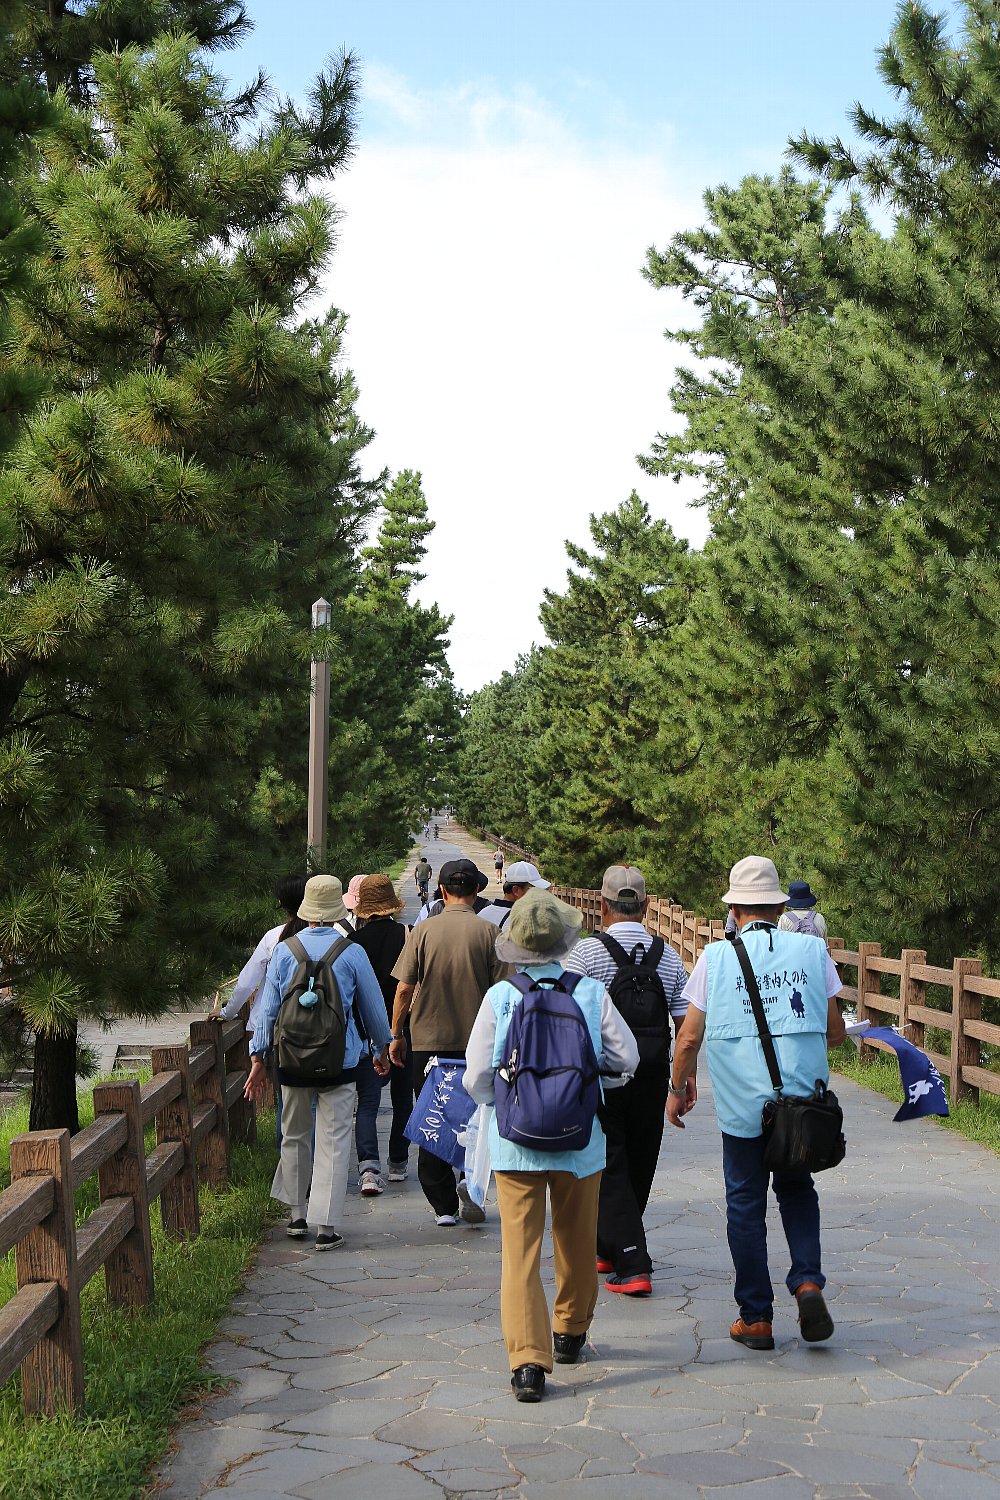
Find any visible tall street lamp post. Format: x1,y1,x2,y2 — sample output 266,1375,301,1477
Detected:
307,597,331,870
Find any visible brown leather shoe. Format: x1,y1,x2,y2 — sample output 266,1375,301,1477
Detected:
795,1282,834,1343
730,1317,775,1350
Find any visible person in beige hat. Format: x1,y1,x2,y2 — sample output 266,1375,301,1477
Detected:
666,856,847,1350
351,874,412,1190
464,890,639,1403
244,875,392,1249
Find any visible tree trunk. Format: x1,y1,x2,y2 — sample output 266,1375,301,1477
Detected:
29,1023,80,1134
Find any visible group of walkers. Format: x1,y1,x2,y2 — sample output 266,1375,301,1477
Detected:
234,836,846,1404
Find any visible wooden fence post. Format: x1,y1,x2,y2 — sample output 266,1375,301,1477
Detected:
9,1129,84,1416
952,957,983,1104
228,1007,256,1146
92,1079,155,1309
856,942,881,1056
151,1045,200,1239
190,1020,230,1188
682,912,695,969
899,948,927,1040
856,941,879,1023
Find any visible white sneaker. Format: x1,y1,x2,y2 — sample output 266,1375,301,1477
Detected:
359,1168,384,1196
435,1213,459,1227
457,1178,487,1225
387,1162,408,1182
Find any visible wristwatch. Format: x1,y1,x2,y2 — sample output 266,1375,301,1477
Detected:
668,1081,687,1099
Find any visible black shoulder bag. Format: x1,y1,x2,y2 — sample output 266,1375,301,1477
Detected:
731,934,846,1175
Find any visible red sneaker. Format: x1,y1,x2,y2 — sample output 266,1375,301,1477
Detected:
596,1257,614,1273
605,1272,652,1296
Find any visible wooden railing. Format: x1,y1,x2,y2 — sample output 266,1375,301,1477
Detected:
472,828,537,866
0,1010,255,1416
552,885,1000,1107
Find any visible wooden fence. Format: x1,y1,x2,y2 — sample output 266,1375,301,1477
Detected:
552,885,1000,1107
0,1009,255,1417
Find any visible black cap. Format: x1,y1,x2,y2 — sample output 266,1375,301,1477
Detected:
440,858,482,892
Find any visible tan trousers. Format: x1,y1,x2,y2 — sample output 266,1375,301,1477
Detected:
273,1083,355,1231
494,1169,602,1373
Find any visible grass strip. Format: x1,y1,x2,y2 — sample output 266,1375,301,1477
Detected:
0,1088,277,1500
831,1044,1000,1154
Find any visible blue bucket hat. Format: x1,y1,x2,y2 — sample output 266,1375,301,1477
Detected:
787,881,818,909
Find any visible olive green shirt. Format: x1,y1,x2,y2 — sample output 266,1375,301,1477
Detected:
392,905,506,1052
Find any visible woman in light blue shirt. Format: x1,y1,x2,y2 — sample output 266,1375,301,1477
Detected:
464,891,638,1404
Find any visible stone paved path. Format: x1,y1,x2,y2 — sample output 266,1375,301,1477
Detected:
157,827,1000,1499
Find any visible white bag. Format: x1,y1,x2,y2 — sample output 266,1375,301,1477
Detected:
459,1102,494,1208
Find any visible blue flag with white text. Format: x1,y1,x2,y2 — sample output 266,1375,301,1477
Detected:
864,1028,949,1121
405,1057,476,1167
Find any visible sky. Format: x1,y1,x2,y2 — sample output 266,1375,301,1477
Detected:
224,0,913,690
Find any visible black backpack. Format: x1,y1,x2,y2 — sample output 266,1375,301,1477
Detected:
594,932,670,1079
274,933,352,1083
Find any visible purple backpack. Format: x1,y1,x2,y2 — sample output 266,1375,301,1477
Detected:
495,972,600,1152
784,910,821,937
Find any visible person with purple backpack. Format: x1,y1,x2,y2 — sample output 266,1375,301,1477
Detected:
778,881,828,940
464,890,638,1404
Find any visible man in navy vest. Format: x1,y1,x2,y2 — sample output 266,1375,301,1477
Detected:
666,857,846,1350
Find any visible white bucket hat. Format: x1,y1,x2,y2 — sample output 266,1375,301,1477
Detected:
722,856,788,907
503,860,550,889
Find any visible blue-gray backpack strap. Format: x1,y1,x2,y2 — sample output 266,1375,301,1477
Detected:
508,971,583,997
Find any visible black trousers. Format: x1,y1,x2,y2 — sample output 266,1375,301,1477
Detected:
411,1048,465,1217
596,1076,667,1275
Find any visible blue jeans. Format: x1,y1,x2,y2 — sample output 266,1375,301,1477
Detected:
721,1132,824,1324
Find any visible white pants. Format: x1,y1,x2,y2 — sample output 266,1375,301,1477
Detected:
273,1083,356,1231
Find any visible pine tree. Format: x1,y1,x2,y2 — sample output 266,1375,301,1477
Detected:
0,33,377,1128
0,13,54,1083
527,495,698,885
782,0,1000,956
8,0,250,101
330,470,456,867
453,652,546,849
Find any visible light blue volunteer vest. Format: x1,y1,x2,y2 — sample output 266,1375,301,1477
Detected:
487,962,608,1178
703,926,831,1139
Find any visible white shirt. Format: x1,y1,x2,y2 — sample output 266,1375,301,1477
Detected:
218,923,285,1030
220,918,354,1030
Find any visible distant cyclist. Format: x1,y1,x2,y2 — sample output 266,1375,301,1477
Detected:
414,855,432,905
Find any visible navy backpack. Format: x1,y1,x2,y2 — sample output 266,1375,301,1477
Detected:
495,972,600,1152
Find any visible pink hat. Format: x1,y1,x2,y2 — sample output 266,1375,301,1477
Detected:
343,873,368,912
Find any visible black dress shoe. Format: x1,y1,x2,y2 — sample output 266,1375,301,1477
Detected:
553,1332,586,1365
510,1364,545,1402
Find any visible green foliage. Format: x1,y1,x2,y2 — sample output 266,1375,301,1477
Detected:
0,1088,278,1500
329,469,459,871
0,27,455,1122
7,0,250,103
457,1,1000,973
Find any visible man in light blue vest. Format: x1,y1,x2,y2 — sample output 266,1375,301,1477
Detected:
666,856,846,1351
